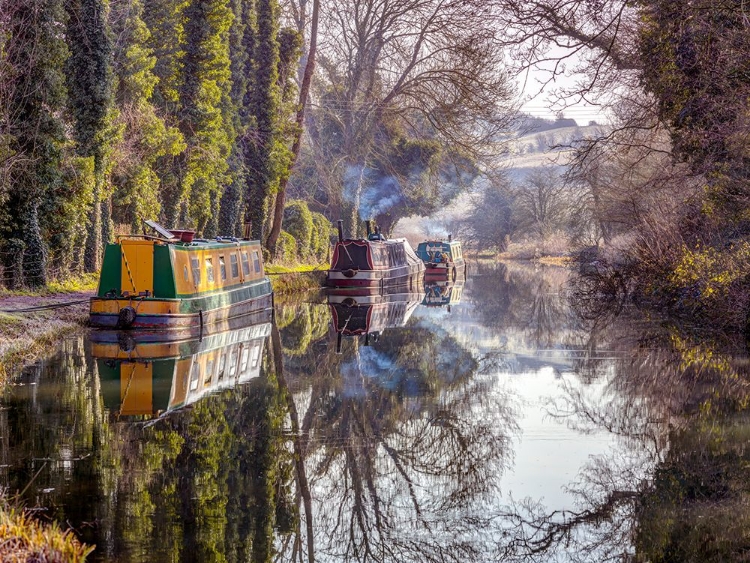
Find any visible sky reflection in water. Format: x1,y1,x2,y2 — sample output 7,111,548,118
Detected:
2,262,748,562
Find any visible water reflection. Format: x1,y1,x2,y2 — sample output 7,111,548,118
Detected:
327,286,424,351
2,263,750,561
422,279,464,309
278,293,513,562
92,321,271,419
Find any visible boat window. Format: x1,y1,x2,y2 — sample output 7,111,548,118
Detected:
230,254,239,277
190,363,200,391
191,257,201,285
251,346,261,368
204,359,214,386
219,256,227,281
240,347,249,374
183,265,189,282
229,349,238,377
217,353,226,381
205,257,214,283
252,250,261,273
241,252,250,275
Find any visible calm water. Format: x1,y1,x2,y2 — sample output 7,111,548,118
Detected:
3,262,750,562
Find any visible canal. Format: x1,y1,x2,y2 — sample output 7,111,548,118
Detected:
2,262,748,562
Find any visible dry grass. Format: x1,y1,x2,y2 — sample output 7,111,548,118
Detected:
266,262,327,295
0,499,93,562
0,273,98,298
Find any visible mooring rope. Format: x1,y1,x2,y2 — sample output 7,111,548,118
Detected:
0,298,90,314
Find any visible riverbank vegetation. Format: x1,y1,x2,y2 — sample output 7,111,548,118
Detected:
0,0,514,290
447,0,750,333
0,497,93,562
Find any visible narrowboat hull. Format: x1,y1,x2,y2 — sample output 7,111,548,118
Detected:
89,279,273,333
424,259,466,280
326,265,424,289
89,301,273,344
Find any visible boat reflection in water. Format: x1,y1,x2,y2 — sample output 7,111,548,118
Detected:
91,316,271,419
327,279,424,351
422,278,465,310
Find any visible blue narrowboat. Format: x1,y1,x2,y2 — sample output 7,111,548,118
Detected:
415,237,466,280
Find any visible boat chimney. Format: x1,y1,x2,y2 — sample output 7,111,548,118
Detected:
337,220,344,243
365,220,372,237
448,233,452,242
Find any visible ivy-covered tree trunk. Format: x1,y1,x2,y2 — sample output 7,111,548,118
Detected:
218,151,245,236
177,0,234,235
83,191,102,272
641,0,750,205
244,0,280,242
3,239,25,290
66,0,114,272
220,0,253,237
21,205,48,287
266,0,319,256
2,0,68,288
143,0,190,227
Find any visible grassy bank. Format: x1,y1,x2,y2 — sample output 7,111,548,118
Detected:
0,498,93,562
266,263,326,295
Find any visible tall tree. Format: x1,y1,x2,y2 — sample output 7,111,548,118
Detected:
244,0,281,241
66,0,115,272
218,0,255,237
142,0,190,227
179,0,235,236
1,0,68,287
109,0,185,232
640,0,750,207
265,0,319,255
300,0,515,236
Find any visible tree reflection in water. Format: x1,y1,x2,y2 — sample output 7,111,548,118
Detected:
276,297,517,563
4,266,750,562
488,262,750,563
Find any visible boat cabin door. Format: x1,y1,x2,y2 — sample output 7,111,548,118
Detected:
120,239,155,295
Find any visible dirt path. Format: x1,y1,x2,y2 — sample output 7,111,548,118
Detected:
0,291,93,375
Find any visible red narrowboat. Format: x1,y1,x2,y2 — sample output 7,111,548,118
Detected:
326,221,425,289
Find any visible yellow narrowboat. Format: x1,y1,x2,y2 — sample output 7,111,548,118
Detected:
89,221,273,338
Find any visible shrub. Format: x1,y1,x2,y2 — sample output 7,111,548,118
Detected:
277,231,298,263
310,212,334,262
283,200,313,258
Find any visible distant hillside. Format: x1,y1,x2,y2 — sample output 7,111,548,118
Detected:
393,122,605,242
503,124,601,182
516,114,584,134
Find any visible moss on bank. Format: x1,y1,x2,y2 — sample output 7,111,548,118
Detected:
0,498,93,561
